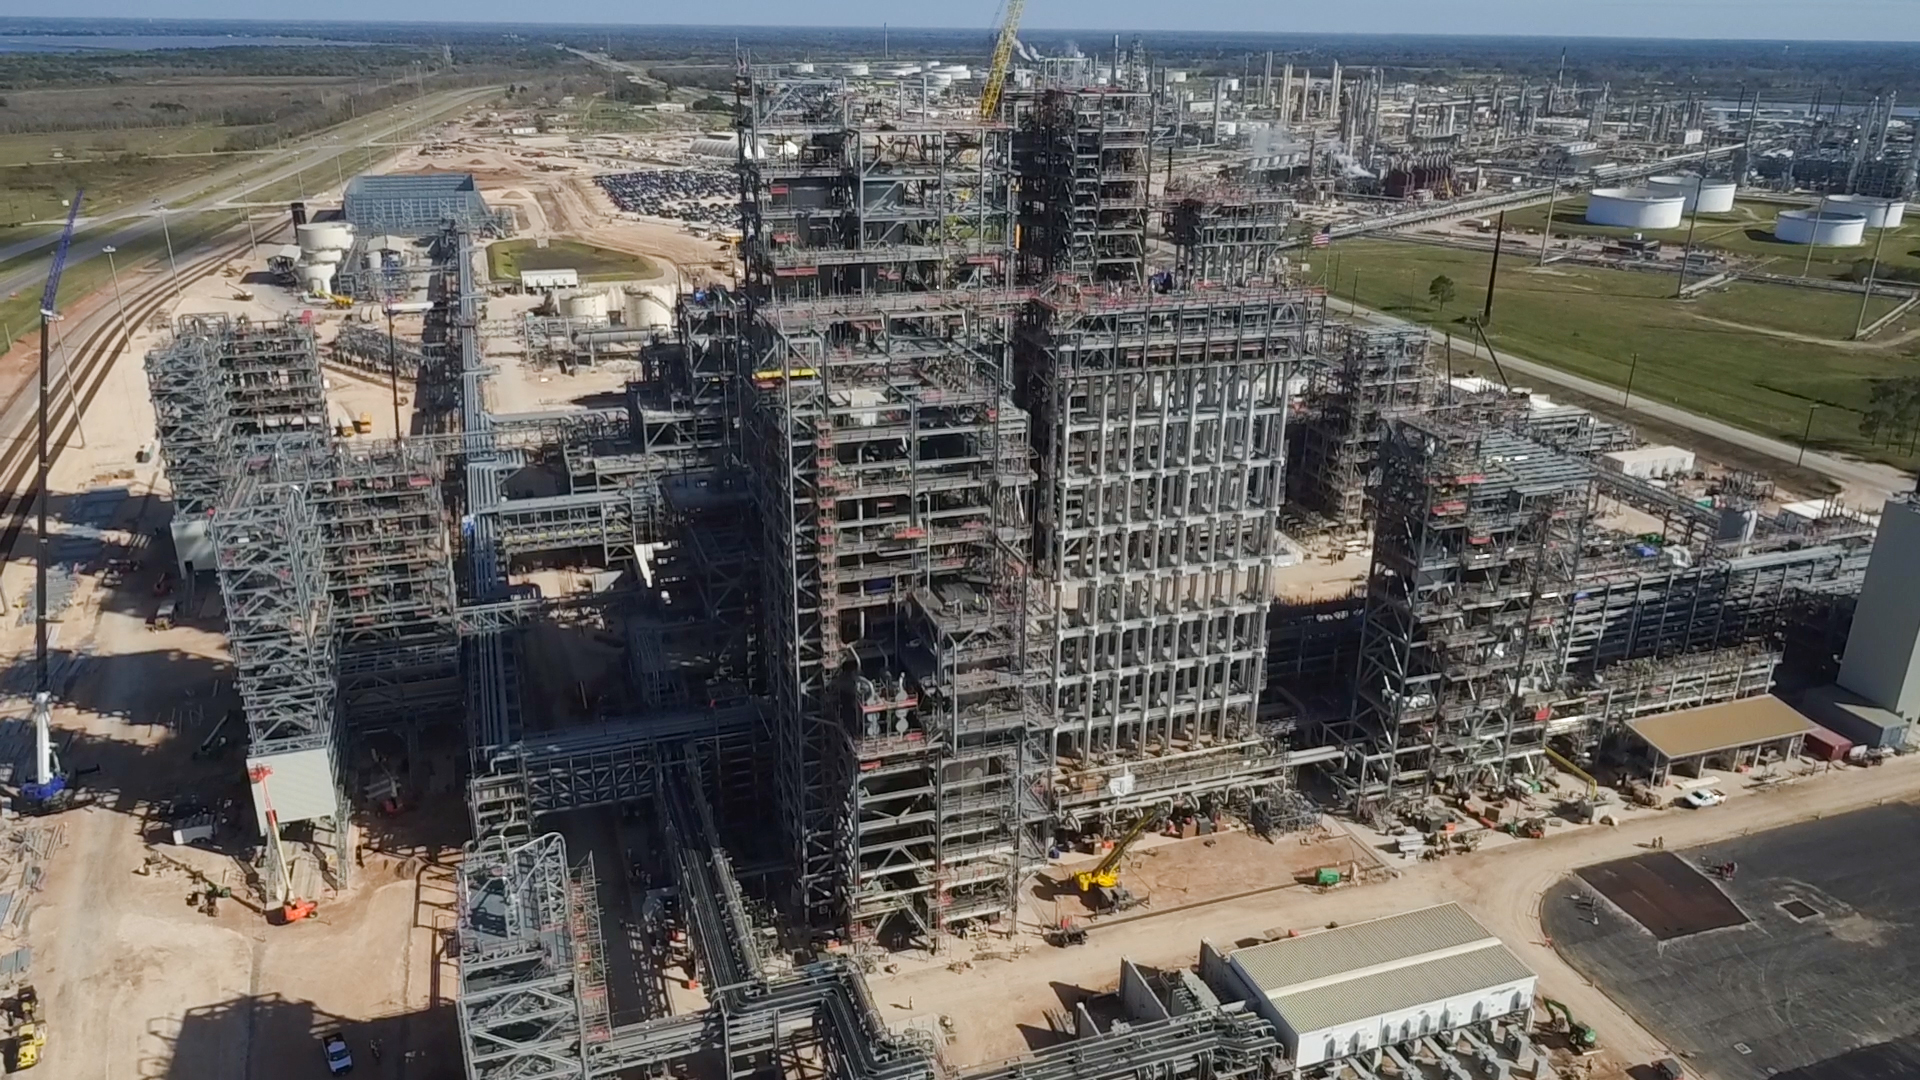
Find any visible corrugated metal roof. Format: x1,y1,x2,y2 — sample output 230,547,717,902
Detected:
1269,943,1533,1034
1627,695,1813,761
1232,904,1495,992
1230,904,1534,1034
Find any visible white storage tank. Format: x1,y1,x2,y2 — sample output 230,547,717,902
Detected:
626,285,674,331
296,220,354,255
791,62,815,74
562,290,610,320
1821,194,1906,230
1586,186,1687,230
936,65,971,79
926,73,953,89
1646,174,1736,214
298,262,336,295
1776,208,1868,246
840,62,870,77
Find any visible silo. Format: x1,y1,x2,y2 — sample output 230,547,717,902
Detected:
1822,194,1906,230
298,262,336,296
626,285,674,331
1776,208,1867,246
1585,187,1687,230
1646,174,1737,214
791,62,815,74
297,221,355,257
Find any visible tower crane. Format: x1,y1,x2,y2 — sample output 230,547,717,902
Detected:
979,0,1026,122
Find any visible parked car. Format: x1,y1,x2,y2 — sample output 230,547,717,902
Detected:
322,1032,353,1075
1680,788,1727,809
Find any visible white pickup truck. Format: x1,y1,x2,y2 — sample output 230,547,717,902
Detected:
322,1033,353,1075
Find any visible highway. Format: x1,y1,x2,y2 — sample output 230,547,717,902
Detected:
0,86,499,302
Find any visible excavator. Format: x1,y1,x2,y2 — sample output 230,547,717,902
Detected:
1074,810,1163,914
1541,998,1599,1052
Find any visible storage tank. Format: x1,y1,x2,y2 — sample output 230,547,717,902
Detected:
791,62,815,74
1821,194,1906,230
1585,186,1686,230
926,73,953,89
1776,208,1868,246
296,220,354,256
562,290,611,320
840,62,870,77
626,285,674,331
298,262,336,296
1646,174,1736,214
936,65,971,79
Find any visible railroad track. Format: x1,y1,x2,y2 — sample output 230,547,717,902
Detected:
0,226,267,567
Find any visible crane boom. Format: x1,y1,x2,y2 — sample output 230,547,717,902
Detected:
979,0,1025,122
1075,809,1162,892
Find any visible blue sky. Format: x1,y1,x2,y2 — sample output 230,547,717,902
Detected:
10,0,1920,41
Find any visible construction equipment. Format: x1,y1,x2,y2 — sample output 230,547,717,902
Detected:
1541,999,1598,1052
354,412,374,435
1043,917,1088,947
7,985,42,1069
248,764,316,924
327,293,353,309
1074,810,1162,892
978,0,1025,121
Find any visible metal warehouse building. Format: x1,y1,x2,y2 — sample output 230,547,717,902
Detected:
1216,904,1537,1068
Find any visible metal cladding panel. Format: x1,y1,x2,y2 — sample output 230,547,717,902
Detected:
169,517,215,579
246,747,339,832
1841,498,1920,717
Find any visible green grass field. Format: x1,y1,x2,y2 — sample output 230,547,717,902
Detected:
488,239,660,283
1323,239,1920,465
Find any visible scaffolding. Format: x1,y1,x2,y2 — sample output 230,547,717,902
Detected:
1016,283,1320,821
1288,325,1435,531
1014,87,1153,286
1167,182,1294,286
1336,418,1596,810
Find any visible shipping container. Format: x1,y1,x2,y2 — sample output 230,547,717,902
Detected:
1803,725,1851,762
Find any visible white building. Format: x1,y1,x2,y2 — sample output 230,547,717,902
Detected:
520,268,580,291
1602,445,1697,480
1218,904,1536,1069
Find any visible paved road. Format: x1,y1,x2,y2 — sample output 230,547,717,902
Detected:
1335,295,1914,500
0,87,499,303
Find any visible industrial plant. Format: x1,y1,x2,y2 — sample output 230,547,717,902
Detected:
104,28,1920,1080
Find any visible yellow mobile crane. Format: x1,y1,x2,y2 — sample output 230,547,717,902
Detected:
1074,810,1163,912
978,0,1026,122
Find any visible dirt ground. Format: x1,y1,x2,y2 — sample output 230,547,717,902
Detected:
873,759,1920,1078
0,253,460,1080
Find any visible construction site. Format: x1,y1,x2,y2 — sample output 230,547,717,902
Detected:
7,29,1906,1080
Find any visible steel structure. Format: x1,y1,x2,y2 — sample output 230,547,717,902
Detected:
1288,325,1436,532
344,173,514,237
1014,86,1153,286
1016,282,1319,824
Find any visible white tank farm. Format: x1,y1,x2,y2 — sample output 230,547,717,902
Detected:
840,62,870,78
1776,208,1867,246
1646,174,1736,214
296,220,354,256
790,62,815,74
1586,187,1686,230
562,290,611,320
1821,194,1906,230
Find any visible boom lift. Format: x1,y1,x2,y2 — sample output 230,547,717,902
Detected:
249,764,317,924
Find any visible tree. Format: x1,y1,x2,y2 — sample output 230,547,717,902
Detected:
1428,274,1457,317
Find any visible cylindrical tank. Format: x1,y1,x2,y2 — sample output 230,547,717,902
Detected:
297,220,354,255
1585,186,1686,230
926,73,953,89
841,62,870,78
304,247,343,266
290,201,308,228
1821,194,1906,230
936,65,971,79
626,285,674,331
298,262,336,295
563,290,610,320
1776,208,1867,246
791,61,815,74
1646,174,1736,215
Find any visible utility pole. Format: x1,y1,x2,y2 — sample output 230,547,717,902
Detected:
1538,161,1564,266
102,246,127,331
1801,203,1826,278
1623,351,1640,406
1855,222,1890,339
1675,175,1705,298
158,203,182,298
1798,403,1820,466
1484,210,1506,324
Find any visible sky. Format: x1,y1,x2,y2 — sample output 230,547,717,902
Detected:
8,0,1920,40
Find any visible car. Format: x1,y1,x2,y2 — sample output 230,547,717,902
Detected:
1680,788,1727,809
322,1032,353,1075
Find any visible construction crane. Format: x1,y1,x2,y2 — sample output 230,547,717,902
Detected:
21,193,82,815
1075,810,1162,891
978,0,1025,122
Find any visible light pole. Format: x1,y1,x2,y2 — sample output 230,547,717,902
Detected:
1622,351,1640,406
102,245,128,331
156,203,182,299
243,211,259,257
1801,203,1826,279
385,304,404,441
1797,402,1821,466
1675,174,1704,298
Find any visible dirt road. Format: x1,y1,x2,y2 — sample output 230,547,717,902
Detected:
876,760,1920,1075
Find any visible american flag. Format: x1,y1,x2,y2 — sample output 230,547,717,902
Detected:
1311,228,1331,249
